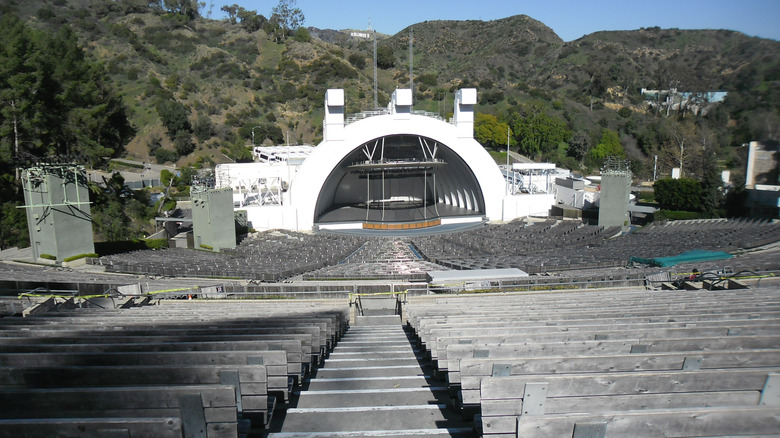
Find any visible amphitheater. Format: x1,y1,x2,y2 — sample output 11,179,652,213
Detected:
1,216,780,437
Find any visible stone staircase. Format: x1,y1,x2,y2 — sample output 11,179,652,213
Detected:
268,314,474,437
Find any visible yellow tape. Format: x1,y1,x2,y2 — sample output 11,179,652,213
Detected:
144,287,194,296
349,291,408,301
18,293,119,300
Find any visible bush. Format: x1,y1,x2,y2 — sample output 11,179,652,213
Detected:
173,131,195,156
199,243,214,250
39,253,57,260
654,210,705,221
654,178,702,212
145,239,168,250
376,45,395,69
637,191,655,203
293,27,311,42
154,148,178,164
348,53,366,70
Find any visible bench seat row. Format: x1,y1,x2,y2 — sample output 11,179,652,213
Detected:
0,299,349,437
404,285,780,437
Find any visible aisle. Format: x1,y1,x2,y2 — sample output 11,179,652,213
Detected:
268,315,474,437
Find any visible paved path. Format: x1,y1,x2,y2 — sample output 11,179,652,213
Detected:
268,316,474,437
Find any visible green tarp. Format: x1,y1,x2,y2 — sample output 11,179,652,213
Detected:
630,249,733,267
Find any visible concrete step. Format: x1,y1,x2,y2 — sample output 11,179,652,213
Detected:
295,387,448,407
271,325,475,438
315,365,431,379
278,405,463,432
306,377,441,391
334,345,415,352
321,357,422,368
342,327,405,335
355,315,401,325
268,427,475,437
327,351,420,359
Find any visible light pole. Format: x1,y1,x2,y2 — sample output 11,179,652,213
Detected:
251,126,262,146
506,126,511,195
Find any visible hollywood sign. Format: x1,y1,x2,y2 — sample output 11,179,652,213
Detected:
350,31,371,39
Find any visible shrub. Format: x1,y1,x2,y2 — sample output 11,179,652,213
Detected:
293,27,311,42
348,53,366,70
145,239,168,250
653,178,702,212
39,253,57,260
654,210,705,221
376,45,395,69
154,148,179,164
173,131,195,156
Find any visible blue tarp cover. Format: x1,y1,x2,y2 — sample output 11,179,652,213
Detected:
630,249,733,267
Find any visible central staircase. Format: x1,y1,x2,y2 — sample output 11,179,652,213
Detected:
268,303,474,437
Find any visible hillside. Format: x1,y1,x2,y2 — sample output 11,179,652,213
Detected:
3,2,777,166
1,1,779,249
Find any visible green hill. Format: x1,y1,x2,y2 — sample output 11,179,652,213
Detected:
1,0,779,247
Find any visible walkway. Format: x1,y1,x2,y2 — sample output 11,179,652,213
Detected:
268,315,475,437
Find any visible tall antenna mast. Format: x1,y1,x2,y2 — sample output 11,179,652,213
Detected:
409,26,413,104
371,18,378,109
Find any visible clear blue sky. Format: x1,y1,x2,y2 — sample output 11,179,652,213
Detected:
207,0,780,41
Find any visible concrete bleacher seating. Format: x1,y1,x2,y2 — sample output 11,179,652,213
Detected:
404,283,780,437
302,237,443,281
96,230,366,281
411,218,780,274
0,299,348,436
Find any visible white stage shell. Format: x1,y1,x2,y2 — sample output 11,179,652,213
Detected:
288,88,507,230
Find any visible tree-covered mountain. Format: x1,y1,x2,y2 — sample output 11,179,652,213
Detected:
1,0,778,247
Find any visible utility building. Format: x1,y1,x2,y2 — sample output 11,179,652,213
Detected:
598,157,632,230
191,186,236,251
21,164,94,262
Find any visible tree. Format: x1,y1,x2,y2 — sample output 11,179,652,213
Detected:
474,113,513,150
569,131,591,161
376,45,395,69
236,7,267,32
509,104,570,158
660,118,699,178
270,0,304,33
589,129,625,163
221,4,239,23
0,15,47,178
89,173,138,242
163,0,200,19
0,200,28,249
0,16,132,172
156,99,191,141
193,115,215,142
173,130,194,156
699,151,724,217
